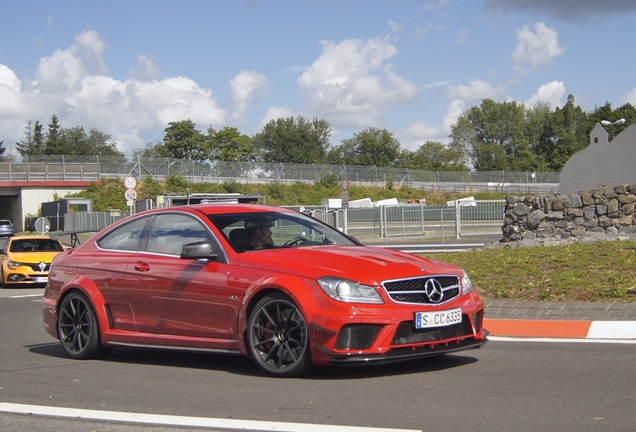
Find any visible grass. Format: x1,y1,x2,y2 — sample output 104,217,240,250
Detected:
427,240,636,303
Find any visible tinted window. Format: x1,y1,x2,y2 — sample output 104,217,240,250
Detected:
208,211,355,252
97,217,149,251
146,213,212,255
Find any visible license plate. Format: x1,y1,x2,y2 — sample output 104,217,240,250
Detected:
35,277,48,283
415,308,462,329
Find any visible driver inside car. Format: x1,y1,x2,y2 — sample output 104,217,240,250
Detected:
245,219,274,250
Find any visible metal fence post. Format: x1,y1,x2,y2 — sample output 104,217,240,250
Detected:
455,200,461,240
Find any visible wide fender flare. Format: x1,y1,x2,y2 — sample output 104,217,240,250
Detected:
57,274,110,336
237,273,319,345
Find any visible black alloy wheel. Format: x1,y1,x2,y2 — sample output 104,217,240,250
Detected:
57,291,104,359
247,293,311,377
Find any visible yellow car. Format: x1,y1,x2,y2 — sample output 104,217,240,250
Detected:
0,236,65,288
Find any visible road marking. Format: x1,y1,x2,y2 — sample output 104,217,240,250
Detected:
0,402,421,432
484,318,592,338
489,336,636,344
587,321,636,339
485,318,636,340
9,293,42,298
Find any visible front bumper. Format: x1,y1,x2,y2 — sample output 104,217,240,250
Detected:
328,330,488,366
307,290,487,366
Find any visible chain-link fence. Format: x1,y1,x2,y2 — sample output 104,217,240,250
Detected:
2,155,559,193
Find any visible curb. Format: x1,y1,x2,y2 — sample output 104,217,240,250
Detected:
483,318,636,340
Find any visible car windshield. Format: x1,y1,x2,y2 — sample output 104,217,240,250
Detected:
208,211,356,252
10,239,63,252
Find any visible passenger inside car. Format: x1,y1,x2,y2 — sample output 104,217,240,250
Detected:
245,219,274,250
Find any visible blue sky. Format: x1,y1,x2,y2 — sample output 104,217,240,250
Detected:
2,0,636,156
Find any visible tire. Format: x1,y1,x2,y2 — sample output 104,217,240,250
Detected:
57,291,105,359
246,293,312,377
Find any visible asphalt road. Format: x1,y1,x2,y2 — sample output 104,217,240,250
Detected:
1,289,635,432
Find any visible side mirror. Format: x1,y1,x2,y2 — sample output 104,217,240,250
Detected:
180,241,218,260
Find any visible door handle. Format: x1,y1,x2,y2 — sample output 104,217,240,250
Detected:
133,261,150,272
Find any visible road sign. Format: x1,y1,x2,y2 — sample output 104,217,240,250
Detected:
124,189,137,201
124,176,137,189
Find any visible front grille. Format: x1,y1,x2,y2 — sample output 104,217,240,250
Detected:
391,317,471,345
335,324,382,350
27,263,50,272
382,275,460,304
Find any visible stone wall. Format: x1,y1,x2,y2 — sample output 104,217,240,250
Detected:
501,184,636,243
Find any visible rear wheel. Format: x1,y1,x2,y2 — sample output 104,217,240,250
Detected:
57,291,105,359
246,293,312,377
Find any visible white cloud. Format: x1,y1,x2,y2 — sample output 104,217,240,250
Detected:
130,54,158,81
73,30,107,75
230,70,269,124
513,22,565,71
388,20,404,32
297,37,418,129
445,79,501,101
397,100,465,150
443,99,466,131
415,24,446,41
398,121,441,151
2,31,227,155
620,87,636,106
526,80,566,108
0,65,24,115
260,106,295,129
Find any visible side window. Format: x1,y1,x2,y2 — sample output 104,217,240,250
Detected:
98,217,149,251
146,214,212,255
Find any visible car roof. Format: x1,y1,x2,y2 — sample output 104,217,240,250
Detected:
8,235,57,241
141,203,296,216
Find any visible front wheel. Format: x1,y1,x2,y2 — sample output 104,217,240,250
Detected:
246,293,312,377
57,291,105,359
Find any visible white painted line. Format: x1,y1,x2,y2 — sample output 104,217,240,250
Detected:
0,402,421,432
587,321,636,339
489,336,636,344
9,294,43,299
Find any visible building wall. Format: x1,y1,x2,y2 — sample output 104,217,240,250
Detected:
559,124,636,194
18,187,87,231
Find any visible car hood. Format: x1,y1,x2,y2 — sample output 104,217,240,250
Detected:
236,245,461,285
7,251,60,263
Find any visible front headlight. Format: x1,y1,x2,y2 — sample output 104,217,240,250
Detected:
460,269,473,295
7,260,22,268
317,277,384,304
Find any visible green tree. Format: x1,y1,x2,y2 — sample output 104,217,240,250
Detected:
400,141,468,171
330,127,400,166
44,115,63,154
0,141,6,161
132,141,172,159
450,99,534,171
209,126,253,162
44,126,124,156
533,95,589,171
588,101,636,141
253,116,331,163
15,120,38,158
163,120,209,161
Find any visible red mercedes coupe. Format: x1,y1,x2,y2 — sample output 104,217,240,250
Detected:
42,204,487,377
